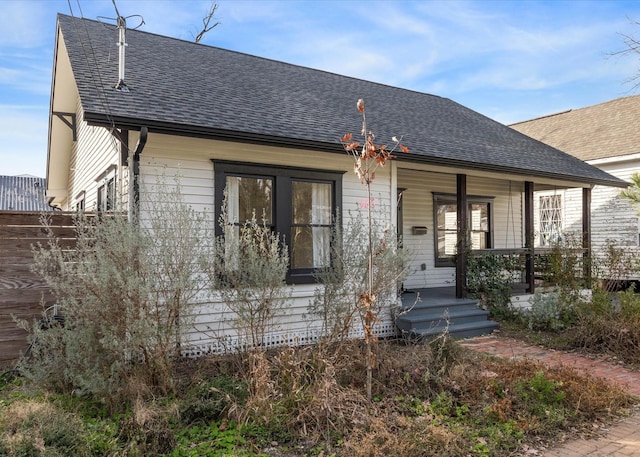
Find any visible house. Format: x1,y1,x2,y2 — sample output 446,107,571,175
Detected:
511,96,640,284
47,14,626,350
0,175,51,211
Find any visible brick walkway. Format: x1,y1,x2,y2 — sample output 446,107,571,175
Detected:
460,334,640,456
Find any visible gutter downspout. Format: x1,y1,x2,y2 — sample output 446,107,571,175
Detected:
130,127,148,220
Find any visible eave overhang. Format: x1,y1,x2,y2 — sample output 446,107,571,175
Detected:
83,111,629,191
47,25,78,207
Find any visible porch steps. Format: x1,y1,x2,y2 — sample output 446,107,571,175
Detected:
396,290,499,340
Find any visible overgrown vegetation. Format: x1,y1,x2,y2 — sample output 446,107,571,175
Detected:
466,253,520,318
1,338,634,456
209,191,291,350
5,107,640,454
4,184,635,455
311,209,410,344
25,183,210,409
494,235,640,366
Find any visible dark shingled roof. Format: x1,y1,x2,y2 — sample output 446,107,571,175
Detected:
56,14,626,188
0,175,51,211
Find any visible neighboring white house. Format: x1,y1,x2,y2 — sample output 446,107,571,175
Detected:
47,14,627,351
511,96,639,282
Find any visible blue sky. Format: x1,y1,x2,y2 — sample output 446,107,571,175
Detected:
2,0,640,177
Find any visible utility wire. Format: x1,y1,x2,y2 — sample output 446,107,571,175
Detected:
68,0,132,156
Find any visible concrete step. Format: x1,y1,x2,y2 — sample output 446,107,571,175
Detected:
408,320,500,340
396,308,491,332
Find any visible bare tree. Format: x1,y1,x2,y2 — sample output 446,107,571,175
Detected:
340,99,409,401
194,2,220,43
611,18,640,90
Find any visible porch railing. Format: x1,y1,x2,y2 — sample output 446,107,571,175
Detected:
470,247,588,294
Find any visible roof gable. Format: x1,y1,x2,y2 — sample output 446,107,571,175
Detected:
55,14,626,188
511,95,640,162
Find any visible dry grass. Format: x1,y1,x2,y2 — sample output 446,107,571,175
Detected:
172,337,635,456
0,399,88,455
2,336,634,457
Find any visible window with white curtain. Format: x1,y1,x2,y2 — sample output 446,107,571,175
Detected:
214,161,343,284
291,181,332,269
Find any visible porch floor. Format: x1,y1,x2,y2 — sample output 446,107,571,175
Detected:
400,286,473,308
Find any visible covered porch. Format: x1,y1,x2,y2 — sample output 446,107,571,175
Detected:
396,165,594,300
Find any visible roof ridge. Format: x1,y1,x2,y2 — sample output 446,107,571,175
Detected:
511,93,640,126
57,13,447,103
510,109,572,126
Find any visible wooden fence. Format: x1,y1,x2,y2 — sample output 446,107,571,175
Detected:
0,211,76,368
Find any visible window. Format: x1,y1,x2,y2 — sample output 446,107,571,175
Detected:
214,161,342,284
97,177,115,211
434,194,493,266
539,194,562,246
95,165,117,212
75,191,85,212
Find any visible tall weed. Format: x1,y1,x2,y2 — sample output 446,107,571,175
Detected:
208,191,290,350
311,208,411,344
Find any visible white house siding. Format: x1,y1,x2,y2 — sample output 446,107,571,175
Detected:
398,167,523,290
135,133,397,355
540,160,638,280
590,183,640,281
65,101,122,211
592,161,638,255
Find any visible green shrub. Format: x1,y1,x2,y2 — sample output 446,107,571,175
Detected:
516,370,566,406
515,370,568,428
171,421,250,457
570,286,640,364
618,284,640,320
541,235,586,292
577,287,615,319
27,181,211,408
180,376,247,425
466,253,519,317
209,191,290,350
517,290,578,331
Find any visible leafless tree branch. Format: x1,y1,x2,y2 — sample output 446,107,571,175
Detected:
194,2,220,43
608,18,640,92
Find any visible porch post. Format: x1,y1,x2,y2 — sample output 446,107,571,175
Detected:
456,174,468,298
582,187,592,288
524,181,535,293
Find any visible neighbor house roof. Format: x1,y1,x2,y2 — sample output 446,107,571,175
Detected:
0,175,51,211
52,14,626,188
510,95,640,163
